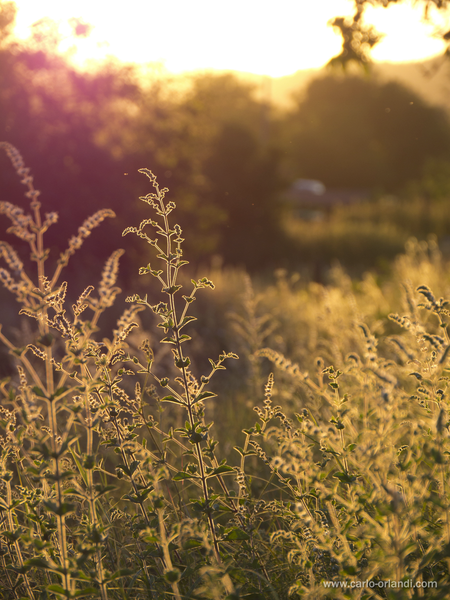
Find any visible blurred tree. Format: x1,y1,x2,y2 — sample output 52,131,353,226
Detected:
330,0,450,68
0,3,285,274
179,74,287,267
0,2,144,285
203,122,284,268
120,72,285,264
0,0,14,45
406,156,450,200
283,74,450,191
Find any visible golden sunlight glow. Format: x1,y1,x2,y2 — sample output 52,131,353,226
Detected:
11,0,450,77
366,1,450,63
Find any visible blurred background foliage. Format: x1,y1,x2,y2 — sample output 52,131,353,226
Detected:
282,75,450,190
2,0,450,288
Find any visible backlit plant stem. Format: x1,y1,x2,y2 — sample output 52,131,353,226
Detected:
158,186,221,563
6,480,35,599
83,367,108,600
47,394,72,594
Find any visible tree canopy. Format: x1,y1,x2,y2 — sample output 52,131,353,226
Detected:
0,1,286,276
329,0,450,68
282,74,450,191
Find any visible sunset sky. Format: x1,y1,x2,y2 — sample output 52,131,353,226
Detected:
10,0,450,77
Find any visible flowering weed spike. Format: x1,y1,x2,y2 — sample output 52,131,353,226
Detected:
95,248,125,309
0,201,35,243
0,142,41,209
57,208,116,268
72,285,94,317
0,241,24,274
138,167,157,184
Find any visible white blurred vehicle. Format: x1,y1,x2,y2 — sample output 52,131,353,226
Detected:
292,179,326,195
285,179,369,220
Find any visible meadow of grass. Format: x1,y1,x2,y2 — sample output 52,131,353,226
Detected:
2,143,450,599
281,195,450,275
